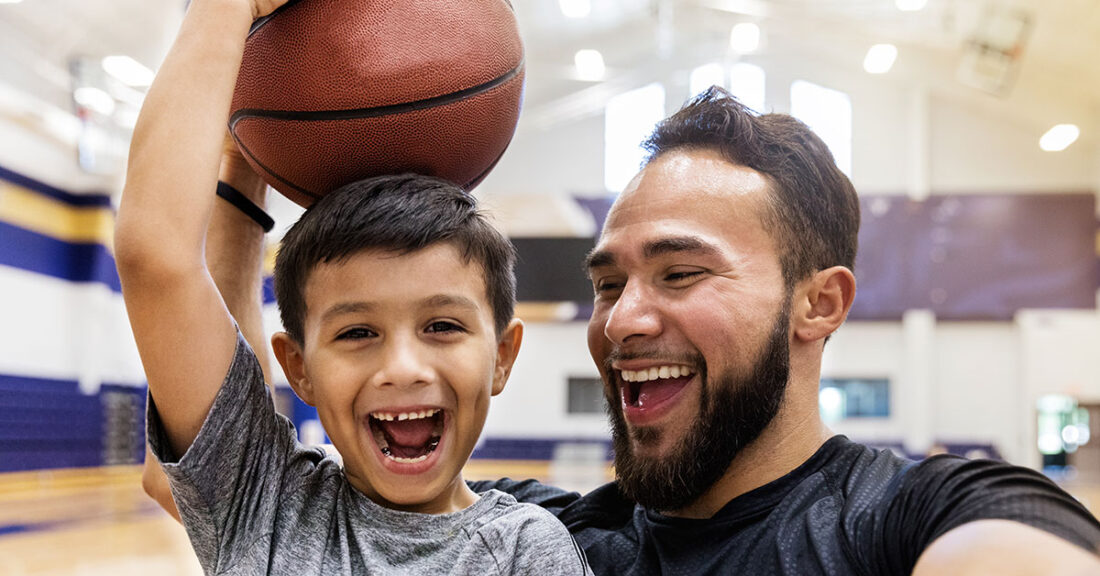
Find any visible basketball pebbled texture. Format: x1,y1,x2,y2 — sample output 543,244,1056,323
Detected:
229,0,525,207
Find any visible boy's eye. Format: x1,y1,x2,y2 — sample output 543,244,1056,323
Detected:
336,327,376,340
426,320,465,334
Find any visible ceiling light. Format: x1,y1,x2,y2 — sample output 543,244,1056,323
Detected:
73,87,116,116
559,0,590,19
729,22,760,53
1039,124,1079,152
574,49,605,81
102,55,155,87
863,44,898,74
895,0,928,11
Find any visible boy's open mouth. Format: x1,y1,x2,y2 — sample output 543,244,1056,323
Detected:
368,409,444,464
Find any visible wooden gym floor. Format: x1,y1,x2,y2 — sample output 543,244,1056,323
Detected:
0,461,613,575
1,462,1096,575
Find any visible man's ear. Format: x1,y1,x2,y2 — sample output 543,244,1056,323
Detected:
271,332,315,406
491,318,524,396
792,266,856,343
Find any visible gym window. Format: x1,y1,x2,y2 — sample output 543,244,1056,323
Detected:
604,82,666,192
790,80,852,176
689,62,766,113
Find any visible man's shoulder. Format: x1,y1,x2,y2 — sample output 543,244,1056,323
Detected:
469,477,583,512
462,489,595,575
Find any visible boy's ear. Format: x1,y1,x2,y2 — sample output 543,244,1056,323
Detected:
792,266,856,343
271,332,315,406
491,318,524,396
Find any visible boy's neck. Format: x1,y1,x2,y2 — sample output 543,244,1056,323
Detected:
349,471,480,515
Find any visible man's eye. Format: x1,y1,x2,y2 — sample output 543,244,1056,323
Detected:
594,279,624,293
336,327,376,340
426,321,465,334
666,270,703,283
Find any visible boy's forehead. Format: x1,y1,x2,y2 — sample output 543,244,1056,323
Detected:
303,243,493,316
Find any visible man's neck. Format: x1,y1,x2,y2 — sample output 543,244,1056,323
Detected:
664,395,832,519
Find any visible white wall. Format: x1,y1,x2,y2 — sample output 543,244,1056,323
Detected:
3,28,1099,470
483,322,609,439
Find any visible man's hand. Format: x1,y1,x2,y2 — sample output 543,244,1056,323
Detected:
912,520,1100,576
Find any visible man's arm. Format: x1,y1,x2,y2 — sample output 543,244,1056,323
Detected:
140,139,274,521
116,0,284,463
912,520,1100,576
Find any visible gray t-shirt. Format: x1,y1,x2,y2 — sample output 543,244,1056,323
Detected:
147,331,591,575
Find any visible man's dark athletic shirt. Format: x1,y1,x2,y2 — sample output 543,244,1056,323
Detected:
472,435,1100,575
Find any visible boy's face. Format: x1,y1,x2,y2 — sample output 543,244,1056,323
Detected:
273,243,522,514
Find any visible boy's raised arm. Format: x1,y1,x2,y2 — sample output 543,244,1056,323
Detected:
115,0,285,460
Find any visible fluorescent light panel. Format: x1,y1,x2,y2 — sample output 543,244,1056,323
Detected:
574,49,605,81
102,55,155,87
559,0,590,19
863,44,898,74
896,0,928,11
729,22,760,53
1039,124,1079,152
73,86,116,116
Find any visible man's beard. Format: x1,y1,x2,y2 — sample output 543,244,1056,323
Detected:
604,300,791,513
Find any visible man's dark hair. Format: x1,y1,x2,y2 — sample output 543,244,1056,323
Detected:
274,174,517,344
642,86,860,287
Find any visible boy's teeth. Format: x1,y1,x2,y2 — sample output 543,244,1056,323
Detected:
370,408,440,422
620,365,694,383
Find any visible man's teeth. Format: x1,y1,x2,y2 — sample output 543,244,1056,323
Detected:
620,365,694,383
369,408,441,422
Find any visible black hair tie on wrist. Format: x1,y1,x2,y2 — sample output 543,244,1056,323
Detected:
216,181,274,233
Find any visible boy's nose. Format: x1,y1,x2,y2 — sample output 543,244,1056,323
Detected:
372,336,433,388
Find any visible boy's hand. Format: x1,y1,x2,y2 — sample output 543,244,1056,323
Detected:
220,132,266,204
250,0,291,19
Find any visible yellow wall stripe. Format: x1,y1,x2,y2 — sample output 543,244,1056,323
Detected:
0,182,114,248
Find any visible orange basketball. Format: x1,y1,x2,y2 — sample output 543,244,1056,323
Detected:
229,0,525,207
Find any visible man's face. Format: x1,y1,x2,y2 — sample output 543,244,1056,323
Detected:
291,243,518,514
586,149,792,511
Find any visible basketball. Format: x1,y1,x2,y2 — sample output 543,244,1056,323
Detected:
228,0,525,207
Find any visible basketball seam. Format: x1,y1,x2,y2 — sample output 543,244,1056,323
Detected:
231,132,322,202
229,62,524,199
228,60,524,127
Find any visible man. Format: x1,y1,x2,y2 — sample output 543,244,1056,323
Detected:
475,87,1100,575
147,87,1100,574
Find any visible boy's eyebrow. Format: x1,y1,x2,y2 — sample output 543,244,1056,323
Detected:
320,301,377,323
421,294,481,312
321,295,481,323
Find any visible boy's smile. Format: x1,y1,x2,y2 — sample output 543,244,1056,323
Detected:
273,242,522,515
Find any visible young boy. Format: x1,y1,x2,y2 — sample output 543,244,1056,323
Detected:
115,0,591,573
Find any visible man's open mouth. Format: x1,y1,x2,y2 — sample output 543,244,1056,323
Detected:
368,409,445,464
619,365,695,408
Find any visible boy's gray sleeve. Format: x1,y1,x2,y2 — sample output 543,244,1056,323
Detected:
461,504,594,576
146,330,295,572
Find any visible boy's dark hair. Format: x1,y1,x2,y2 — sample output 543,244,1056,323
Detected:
642,86,861,288
274,174,517,344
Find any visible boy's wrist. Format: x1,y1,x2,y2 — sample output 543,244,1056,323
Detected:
216,181,274,232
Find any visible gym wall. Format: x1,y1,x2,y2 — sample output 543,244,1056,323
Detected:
2,34,1099,474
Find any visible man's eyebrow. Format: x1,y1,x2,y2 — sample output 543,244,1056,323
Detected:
585,249,616,270
643,236,720,259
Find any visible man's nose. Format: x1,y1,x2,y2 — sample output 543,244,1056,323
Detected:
604,280,662,344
